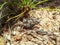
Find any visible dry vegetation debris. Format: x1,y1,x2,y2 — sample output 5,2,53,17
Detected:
1,8,60,45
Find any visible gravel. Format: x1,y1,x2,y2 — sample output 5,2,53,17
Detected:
1,8,60,45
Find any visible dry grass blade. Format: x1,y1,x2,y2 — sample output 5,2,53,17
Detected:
0,2,7,10
6,11,26,22
35,0,48,6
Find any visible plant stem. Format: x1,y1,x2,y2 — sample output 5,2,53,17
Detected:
6,11,26,22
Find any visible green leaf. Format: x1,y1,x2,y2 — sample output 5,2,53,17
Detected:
17,2,23,8
29,0,36,9
26,0,31,5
